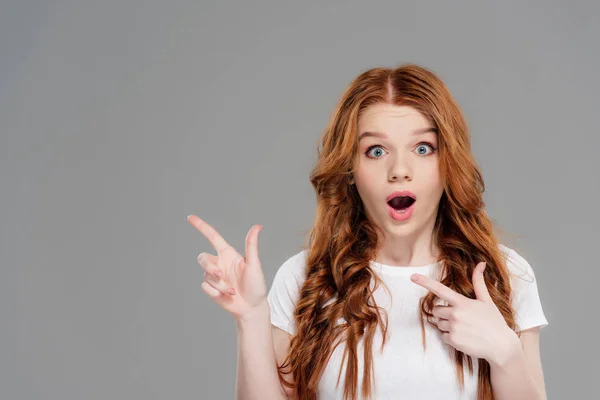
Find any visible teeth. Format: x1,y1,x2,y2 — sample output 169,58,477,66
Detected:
389,202,414,213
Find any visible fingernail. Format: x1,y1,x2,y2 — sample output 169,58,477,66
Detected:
228,287,236,295
214,269,223,278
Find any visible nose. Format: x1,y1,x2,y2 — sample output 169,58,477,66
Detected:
388,156,412,182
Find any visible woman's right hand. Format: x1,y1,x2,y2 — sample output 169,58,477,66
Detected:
187,215,268,321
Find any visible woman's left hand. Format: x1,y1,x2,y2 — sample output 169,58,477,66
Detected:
410,262,519,364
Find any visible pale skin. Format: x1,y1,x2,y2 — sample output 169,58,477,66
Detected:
354,103,444,267
188,218,547,399
355,103,547,397
188,103,547,398
187,215,266,320
187,215,289,400
411,263,547,399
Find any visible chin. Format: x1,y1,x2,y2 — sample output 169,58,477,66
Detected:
384,220,418,235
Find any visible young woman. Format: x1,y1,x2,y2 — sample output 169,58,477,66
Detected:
187,64,549,400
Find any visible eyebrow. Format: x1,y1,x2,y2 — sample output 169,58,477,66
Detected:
358,127,438,141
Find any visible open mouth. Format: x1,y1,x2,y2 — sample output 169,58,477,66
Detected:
387,196,416,212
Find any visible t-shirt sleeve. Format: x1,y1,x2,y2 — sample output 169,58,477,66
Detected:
504,247,549,332
267,250,307,335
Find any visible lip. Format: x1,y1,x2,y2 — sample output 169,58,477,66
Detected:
386,190,417,202
387,201,415,221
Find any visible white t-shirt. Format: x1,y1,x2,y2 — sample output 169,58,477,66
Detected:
267,244,548,400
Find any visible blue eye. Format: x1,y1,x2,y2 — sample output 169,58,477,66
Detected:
365,145,387,159
415,143,436,157
364,143,437,159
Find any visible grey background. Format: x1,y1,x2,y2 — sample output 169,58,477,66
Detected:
2,0,598,399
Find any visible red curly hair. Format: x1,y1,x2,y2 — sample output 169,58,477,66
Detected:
277,64,519,400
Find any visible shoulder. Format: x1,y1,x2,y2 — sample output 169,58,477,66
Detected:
267,249,310,334
268,249,309,302
497,243,536,282
274,248,309,283
497,243,549,331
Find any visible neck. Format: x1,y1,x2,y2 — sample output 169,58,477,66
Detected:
375,219,439,267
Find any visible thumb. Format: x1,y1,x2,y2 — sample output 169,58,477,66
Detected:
473,262,492,302
245,224,263,266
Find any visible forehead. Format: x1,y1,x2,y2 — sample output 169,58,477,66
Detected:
358,104,431,130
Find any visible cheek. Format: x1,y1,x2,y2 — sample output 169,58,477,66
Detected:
417,167,444,204
424,163,443,184
354,175,381,207
354,177,375,200
354,168,378,189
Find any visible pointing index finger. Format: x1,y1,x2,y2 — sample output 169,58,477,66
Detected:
187,215,231,254
410,274,464,306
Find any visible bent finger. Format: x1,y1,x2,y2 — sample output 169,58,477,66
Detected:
204,272,236,296
437,319,451,332
198,254,223,278
432,305,452,319
201,281,222,299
